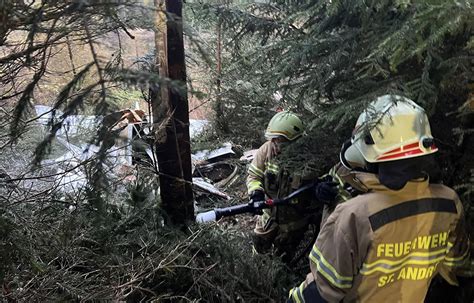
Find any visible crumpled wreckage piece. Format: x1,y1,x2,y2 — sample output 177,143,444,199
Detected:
193,177,231,200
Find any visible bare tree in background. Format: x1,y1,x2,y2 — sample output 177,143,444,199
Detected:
152,0,194,225
214,0,229,133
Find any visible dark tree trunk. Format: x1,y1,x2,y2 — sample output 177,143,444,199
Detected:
152,0,194,225
216,18,222,101
214,2,229,133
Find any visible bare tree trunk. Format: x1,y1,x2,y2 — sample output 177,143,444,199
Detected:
214,1,230,133
152,0,194,225
216,18,222,104
215,16,227,131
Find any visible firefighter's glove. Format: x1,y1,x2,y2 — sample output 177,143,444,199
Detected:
249,191,265,215
249,190,265,203
314,181,338,204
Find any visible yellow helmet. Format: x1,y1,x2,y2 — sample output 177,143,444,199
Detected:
343,95,438,167
264,111,304,141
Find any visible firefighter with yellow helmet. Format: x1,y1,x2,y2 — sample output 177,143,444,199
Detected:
247,111,337,263
288,95,469,302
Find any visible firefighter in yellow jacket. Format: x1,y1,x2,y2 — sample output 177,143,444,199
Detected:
288,95,470,302
247,111,337,263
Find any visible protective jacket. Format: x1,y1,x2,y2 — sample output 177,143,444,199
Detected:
289,172,469,303
247,141,315,224
247,141,317,259
247,141,282,198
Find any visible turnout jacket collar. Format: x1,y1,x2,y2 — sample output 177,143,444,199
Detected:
355,172,430,194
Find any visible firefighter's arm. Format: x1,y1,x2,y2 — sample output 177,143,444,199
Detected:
288,273,327,303
438,199,470,285
289,204,370,302
246,145,267,195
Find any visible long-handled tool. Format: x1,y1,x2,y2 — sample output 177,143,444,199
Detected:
196,182,316,223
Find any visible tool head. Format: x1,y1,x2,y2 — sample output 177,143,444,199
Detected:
196,211,217,223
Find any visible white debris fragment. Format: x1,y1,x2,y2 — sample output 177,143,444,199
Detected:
189,119,209,138
193,177,231,200
192,142,235,162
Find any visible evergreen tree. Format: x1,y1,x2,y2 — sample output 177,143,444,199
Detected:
191,0,473,177
190,0,474,301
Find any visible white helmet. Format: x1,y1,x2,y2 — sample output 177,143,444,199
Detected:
342,95,438,168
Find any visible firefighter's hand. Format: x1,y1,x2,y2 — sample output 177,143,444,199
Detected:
249,190,265,202
249,191,265,215
314,181,338,204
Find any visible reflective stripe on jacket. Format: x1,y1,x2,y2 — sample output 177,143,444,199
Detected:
289,172,469,303
246,141,279,195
